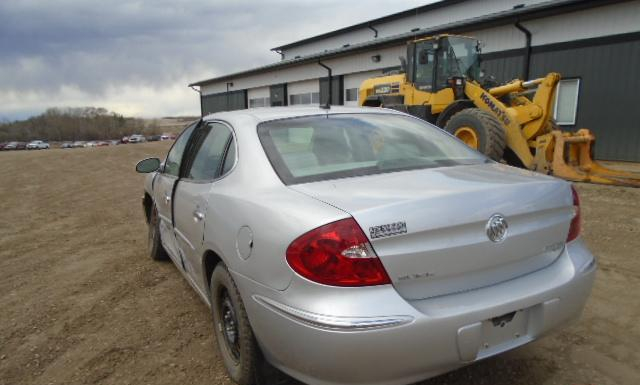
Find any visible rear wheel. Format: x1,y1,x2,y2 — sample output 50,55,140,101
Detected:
210,263,258,385
444,108,506,161
148,204,168,261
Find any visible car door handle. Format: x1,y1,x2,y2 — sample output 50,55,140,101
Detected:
193,210,205,221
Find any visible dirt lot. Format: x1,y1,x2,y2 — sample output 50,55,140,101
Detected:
0,143,638,385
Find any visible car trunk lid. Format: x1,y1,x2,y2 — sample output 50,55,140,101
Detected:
290,163,574,300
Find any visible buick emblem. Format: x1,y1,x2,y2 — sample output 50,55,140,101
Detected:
486,214,508,243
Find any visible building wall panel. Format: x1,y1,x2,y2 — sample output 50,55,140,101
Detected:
281,1,640,59
247,86,270,99
202,90,247,115
201,45,405,96
524,0,640,47
377,0,542,38
528,37,640,161
480,54,524,83
479,34,640,162
282,0,544,58
287,79,319,95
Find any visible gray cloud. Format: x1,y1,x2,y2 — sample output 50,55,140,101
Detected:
0,0,429,119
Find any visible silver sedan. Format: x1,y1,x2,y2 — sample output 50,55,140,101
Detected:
136,106,595,385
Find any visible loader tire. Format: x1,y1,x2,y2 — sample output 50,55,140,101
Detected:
444,108,506,161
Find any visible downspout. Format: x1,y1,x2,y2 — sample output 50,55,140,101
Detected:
189,85,203,116
367,24,378,38
318,61,332,109
226,82,233,111
515,20,532,80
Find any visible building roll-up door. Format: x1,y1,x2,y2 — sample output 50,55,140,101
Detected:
270,84,288,106
319,75,343,106
201,90,247,115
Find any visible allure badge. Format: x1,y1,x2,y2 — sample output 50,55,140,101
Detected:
369,221,407,239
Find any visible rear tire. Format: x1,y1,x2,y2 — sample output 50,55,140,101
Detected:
148,204,169,261
444,108,506,161
210,263,259,385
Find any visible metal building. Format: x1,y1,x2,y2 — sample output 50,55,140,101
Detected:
189,0,640,162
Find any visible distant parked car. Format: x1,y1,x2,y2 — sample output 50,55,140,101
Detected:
60,142,74,149
0,142,7,150
147,135,162,142
121,136,129,144
84,141,98,147
96,141,109,147
26,140,50,150
128,134,146,143
160,134,170,141
5,141,26,150
72,141,86,148
109,140,120,146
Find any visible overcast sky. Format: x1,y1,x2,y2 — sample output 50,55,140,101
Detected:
0,0,436,121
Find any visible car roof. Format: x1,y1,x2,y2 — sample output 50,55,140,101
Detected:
202,106,405,126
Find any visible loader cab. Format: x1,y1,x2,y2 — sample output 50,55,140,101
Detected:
407,36,481,93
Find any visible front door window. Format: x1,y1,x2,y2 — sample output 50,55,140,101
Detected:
164,122,197,177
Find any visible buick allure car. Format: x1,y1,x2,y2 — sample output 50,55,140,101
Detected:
136,107,595,385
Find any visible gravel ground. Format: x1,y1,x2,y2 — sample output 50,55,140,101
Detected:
0,143,638,385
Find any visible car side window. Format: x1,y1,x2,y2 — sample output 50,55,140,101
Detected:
164,122,197,177
187,123,234,181
221,135,236,175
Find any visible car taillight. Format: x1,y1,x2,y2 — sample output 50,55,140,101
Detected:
567,185,581,242
286,218,391,287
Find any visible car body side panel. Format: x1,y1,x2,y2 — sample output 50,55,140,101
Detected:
200,176,349,292
173,179,211,294
196,114,351,292
153,173,181,260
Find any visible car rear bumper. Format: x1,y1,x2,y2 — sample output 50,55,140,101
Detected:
235,238,595,385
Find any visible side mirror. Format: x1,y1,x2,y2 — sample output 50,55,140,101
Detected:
136,157,161,173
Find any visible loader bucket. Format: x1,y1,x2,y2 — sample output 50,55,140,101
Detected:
550,129,640,187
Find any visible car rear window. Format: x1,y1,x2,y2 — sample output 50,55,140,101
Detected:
258,113,486,185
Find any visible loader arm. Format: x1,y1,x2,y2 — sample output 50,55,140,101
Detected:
520,73,560,140
463,81,535,169
487,73,560,141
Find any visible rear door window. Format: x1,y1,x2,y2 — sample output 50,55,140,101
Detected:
164,122,198,177
185,122,235,181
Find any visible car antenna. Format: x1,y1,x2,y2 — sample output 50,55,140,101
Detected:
318,61,332,110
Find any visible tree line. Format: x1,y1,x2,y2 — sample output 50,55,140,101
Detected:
0,107,163,142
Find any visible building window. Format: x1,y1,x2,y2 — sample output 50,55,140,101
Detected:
249,97,270,108
345,88,359,102
554,79,580,125
290,92,320,105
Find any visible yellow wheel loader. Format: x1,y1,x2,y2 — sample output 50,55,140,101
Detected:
359,34,640,187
